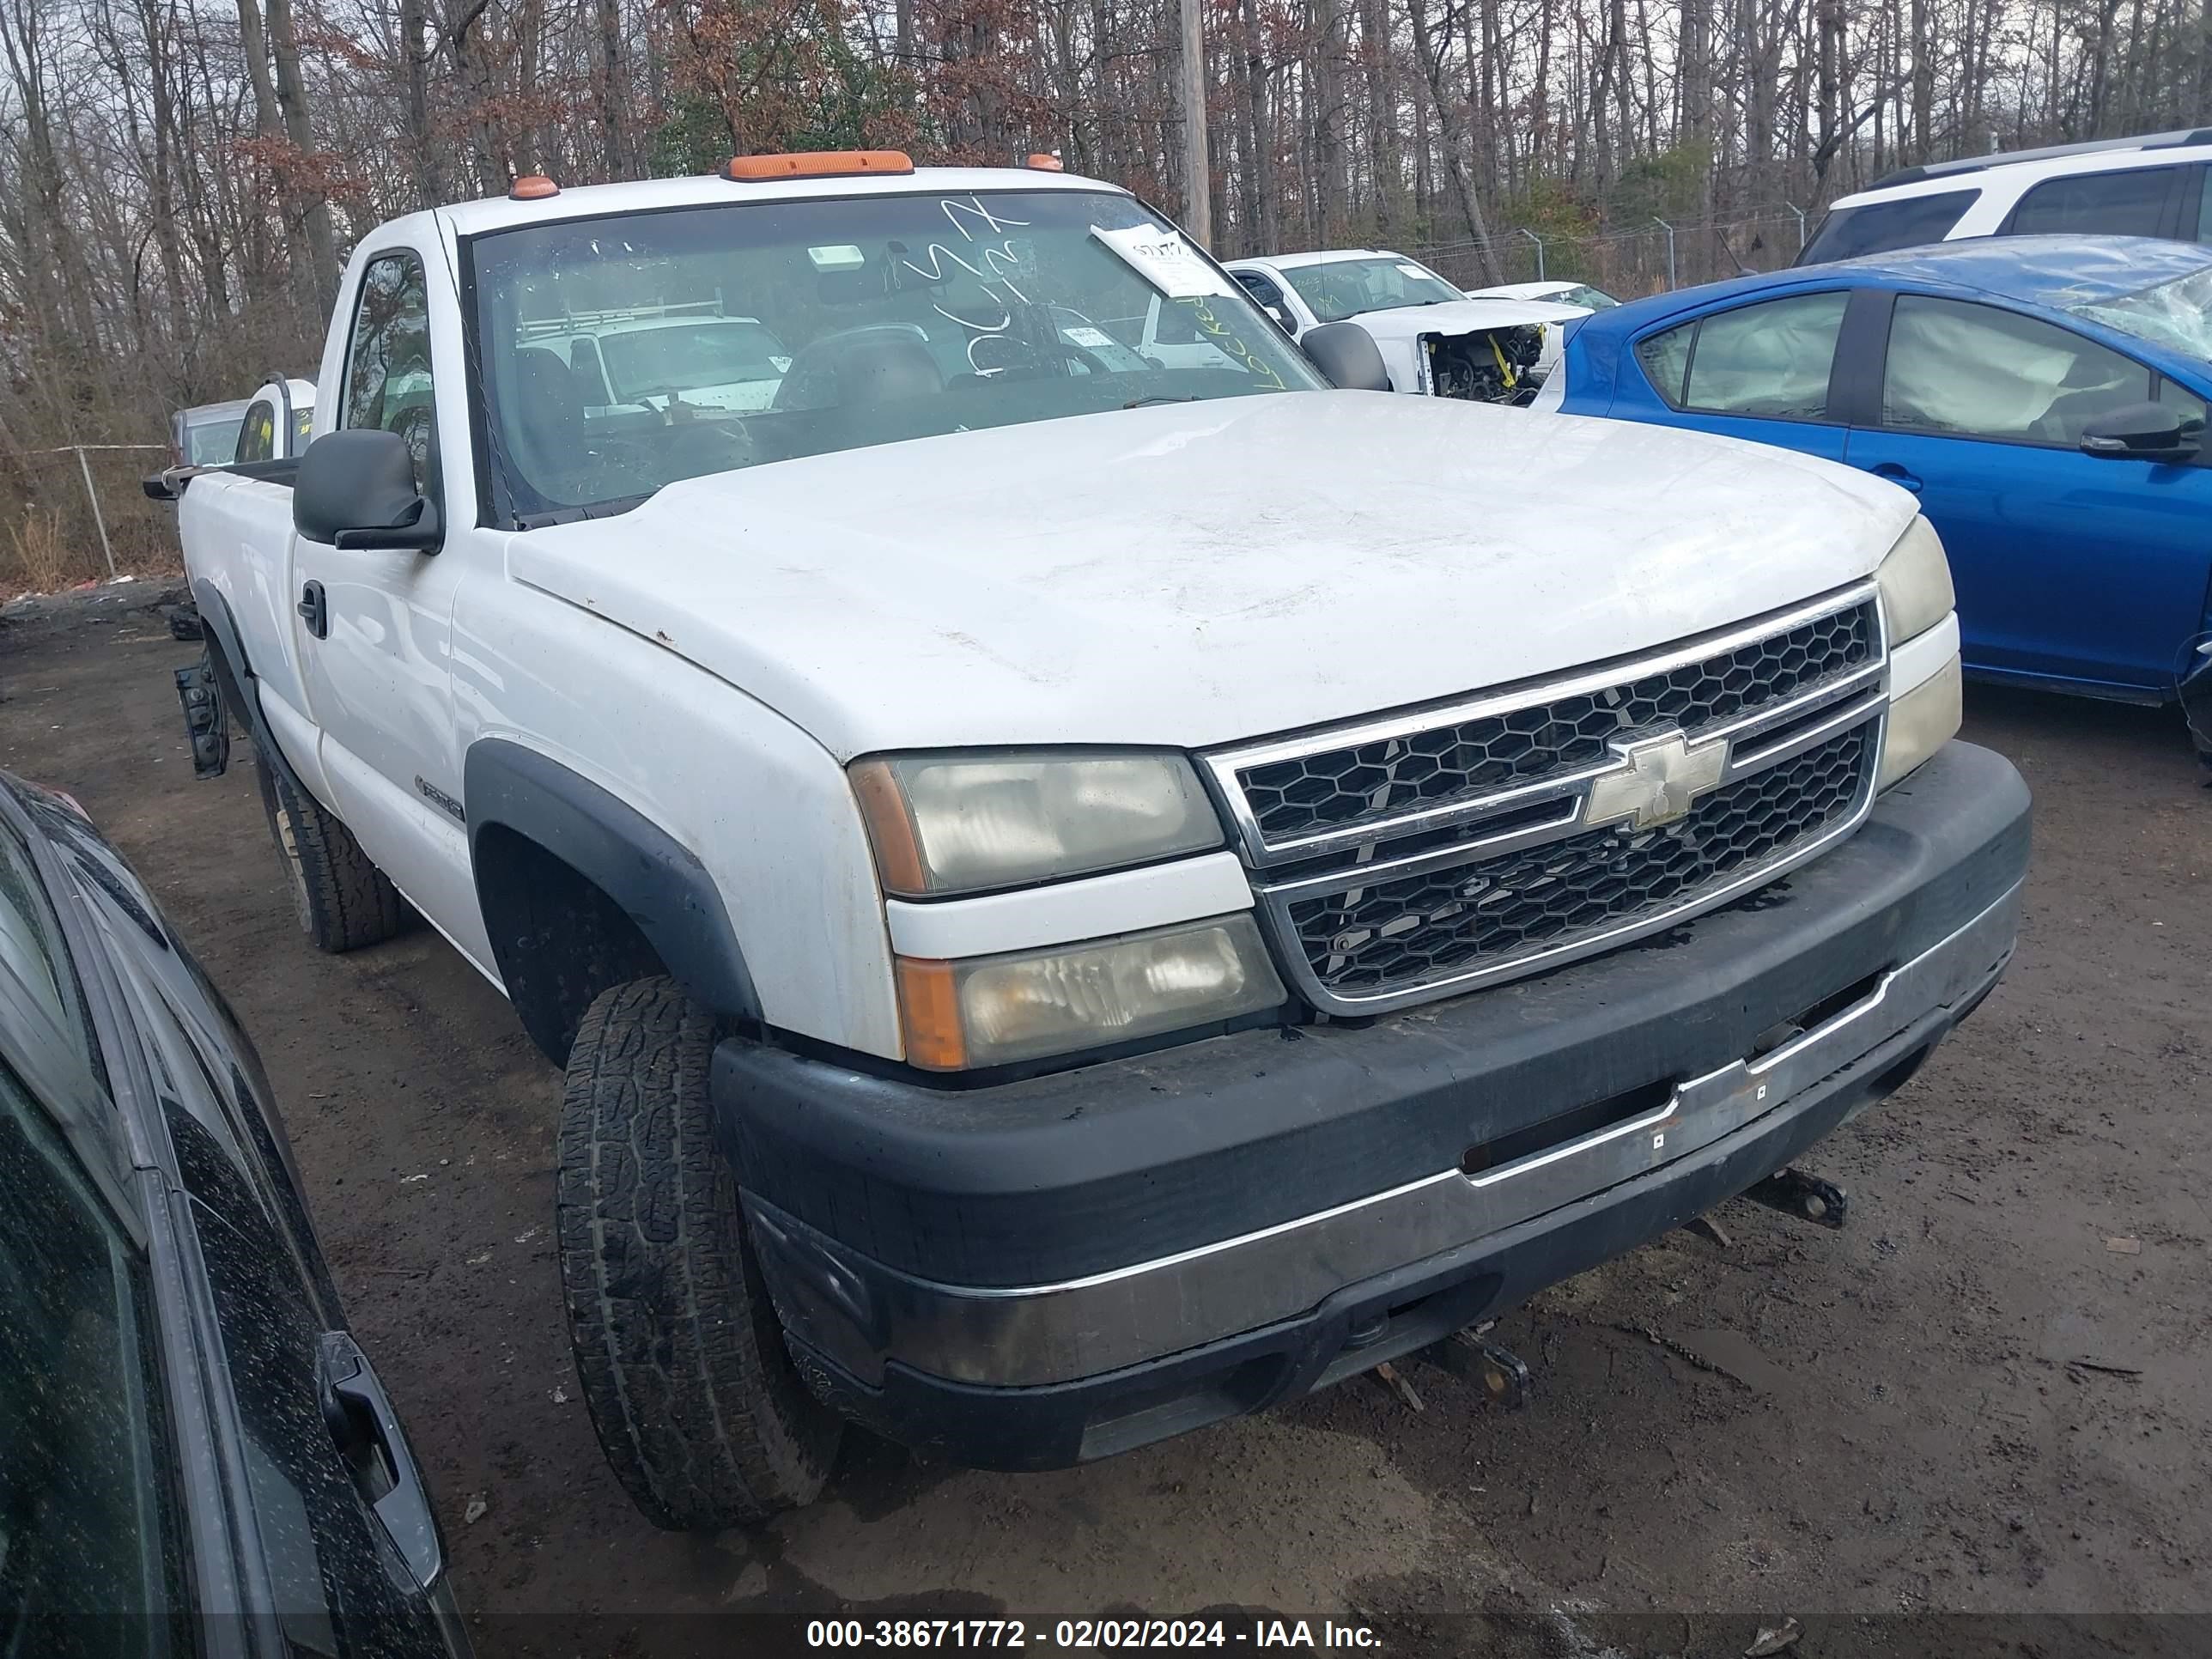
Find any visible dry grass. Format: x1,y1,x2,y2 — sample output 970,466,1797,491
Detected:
3,507,87,595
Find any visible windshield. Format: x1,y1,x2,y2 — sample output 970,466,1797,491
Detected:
468,189,1321,521
2069,265,2212,361
597,319,788,401
1558,285,1620,311
1283,256,1463,323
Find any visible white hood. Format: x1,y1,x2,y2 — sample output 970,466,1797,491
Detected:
506,392,1916,760
1345,296,1590,342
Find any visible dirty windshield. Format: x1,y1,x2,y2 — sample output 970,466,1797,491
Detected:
1284,256,1463,323
467,189,1322,522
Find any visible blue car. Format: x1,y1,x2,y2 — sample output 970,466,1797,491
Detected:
1544,236,2212,749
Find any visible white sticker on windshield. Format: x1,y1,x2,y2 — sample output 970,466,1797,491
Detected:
1091,223,1237,299
1062,325,1116,349
1395,263,1430,280
769,356,793,373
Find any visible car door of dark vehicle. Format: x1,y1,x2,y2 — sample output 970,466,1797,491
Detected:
1,786,462,1656
1842,291,2212,695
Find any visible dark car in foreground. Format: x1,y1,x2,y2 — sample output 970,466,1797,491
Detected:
1540,236,2212,760
0,771,465,1656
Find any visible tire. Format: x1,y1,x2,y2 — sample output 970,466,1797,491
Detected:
251,742,407,952
556,977,842,1530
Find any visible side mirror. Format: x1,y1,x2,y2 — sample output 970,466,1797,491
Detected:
1301,321,1393,392
295,429,442,552
1263,305,1292,334
2079,400,2202,462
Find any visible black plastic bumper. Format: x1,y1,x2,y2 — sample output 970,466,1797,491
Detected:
715,740,2030,1467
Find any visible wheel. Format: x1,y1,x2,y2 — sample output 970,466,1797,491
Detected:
251,742,406,951
556,977,842,1529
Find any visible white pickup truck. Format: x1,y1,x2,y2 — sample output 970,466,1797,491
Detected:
155,153,2030,1531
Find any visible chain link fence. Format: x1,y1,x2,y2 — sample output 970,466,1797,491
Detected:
4,444,177,598
1411,210,1814,299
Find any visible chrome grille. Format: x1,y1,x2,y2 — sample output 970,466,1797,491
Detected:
1201,588,1888,1015
1283,724,1874,998
1232,599,1878,856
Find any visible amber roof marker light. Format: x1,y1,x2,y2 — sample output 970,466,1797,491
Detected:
722,150,916,183
1025,153,1065,171
508,173,561,201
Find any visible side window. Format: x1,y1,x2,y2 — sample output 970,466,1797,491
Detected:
234,398,277,465
2197,168,2212,244
289,405,313,457
1882,294,2154,445
0,817,93,1071
342,252,438,491
1635,324,1693,404
1234,270,1289,315
2003,167,2174,239
1153,298,1203,345
1798,190,1978,264
0,1062,185,1649
1682,292,1850,418
2155,374,2209,432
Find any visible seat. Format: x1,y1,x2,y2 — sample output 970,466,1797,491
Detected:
834,336,944,405
511,346,583,458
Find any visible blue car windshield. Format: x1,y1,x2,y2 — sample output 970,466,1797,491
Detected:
2068,266,2212,362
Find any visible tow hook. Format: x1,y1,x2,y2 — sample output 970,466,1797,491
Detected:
1422,1328,1533,1410
1743,1166,1849,1230
173,653,229,780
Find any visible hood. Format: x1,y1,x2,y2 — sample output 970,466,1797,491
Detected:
1347,296,1590,342
506,392,1917,760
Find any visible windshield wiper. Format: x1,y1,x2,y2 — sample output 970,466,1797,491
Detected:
1123,393,1198,409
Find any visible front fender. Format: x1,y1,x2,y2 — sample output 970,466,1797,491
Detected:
461,738,763,1031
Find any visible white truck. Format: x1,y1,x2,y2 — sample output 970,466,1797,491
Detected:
1224,247,1589,401
155,154,2030,1531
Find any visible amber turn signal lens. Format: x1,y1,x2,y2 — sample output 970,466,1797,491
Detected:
508,173,561,200
722,150,915,182
894,957,967,1071
848,759,929,896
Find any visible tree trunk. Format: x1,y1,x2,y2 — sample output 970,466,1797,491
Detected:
1406,0,1502,277
264,0,339,302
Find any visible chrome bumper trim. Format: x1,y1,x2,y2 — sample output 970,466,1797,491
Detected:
750,878,2023,1390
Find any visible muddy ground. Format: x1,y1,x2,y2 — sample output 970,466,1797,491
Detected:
4,585,2209,1657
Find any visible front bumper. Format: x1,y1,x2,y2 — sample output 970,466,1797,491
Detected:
720,740,2030,1468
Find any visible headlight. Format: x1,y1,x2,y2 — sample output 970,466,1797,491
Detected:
895,914,1286,1069
1876,516,1954,643
1879,653,1962,790
850,751,1222,896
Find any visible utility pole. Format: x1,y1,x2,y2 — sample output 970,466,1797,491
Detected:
1180,0,1212,248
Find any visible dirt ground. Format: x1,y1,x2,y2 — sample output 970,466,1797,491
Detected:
4,584,2209,1657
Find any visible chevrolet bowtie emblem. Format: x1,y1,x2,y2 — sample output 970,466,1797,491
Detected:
1584,730,1729,830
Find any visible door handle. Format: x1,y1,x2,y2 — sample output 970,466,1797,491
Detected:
297,580,327,640
1869,462,1923,495
318,1332,444,1590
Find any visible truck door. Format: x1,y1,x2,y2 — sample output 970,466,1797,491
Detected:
292,246,482,951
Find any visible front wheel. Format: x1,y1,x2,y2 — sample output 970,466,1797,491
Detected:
251,742,406,951
556,977,842,1529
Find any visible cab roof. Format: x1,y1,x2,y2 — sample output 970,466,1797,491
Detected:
428,165,1125,240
